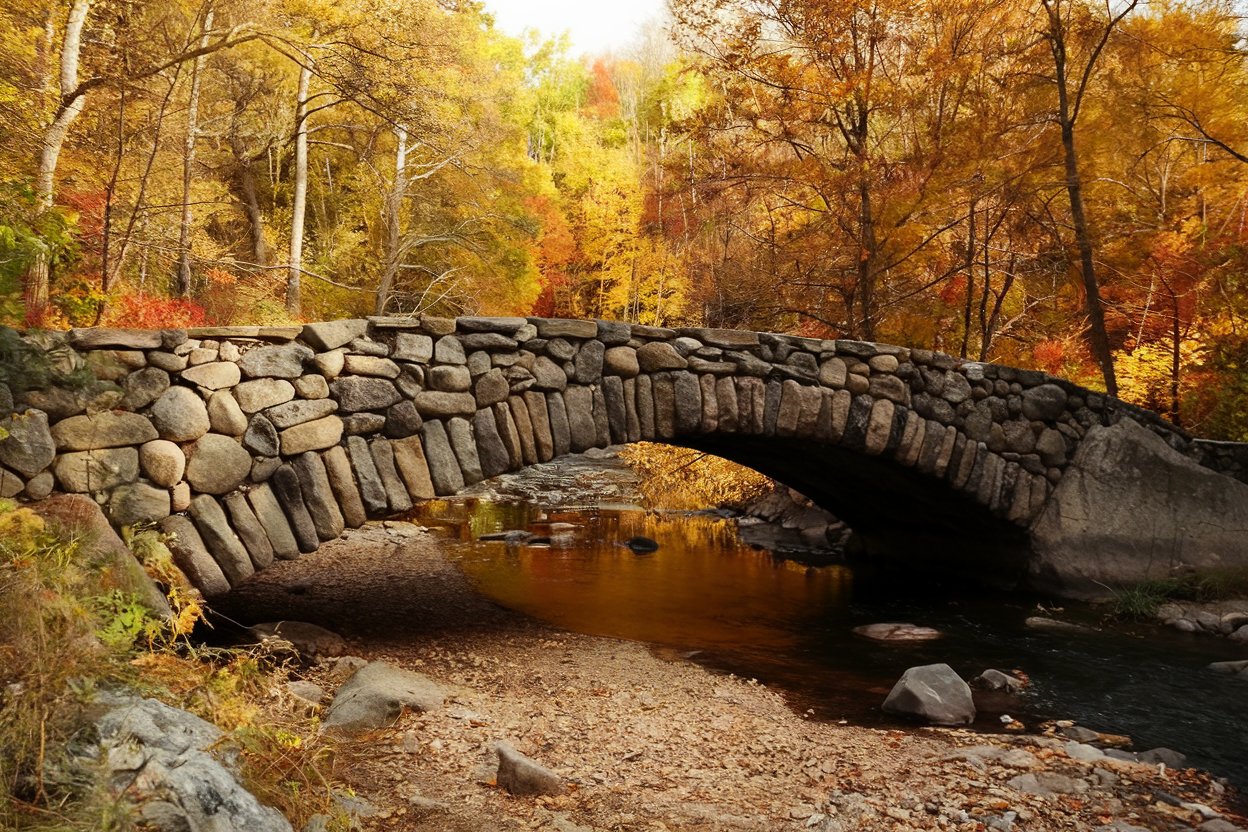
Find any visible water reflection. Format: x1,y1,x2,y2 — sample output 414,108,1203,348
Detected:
417,499,852,654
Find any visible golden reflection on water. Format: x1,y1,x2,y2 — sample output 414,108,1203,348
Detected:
414,500,853,654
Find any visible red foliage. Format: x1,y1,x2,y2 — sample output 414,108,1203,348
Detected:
103,292,208,329
938,274,968,307
640,191,690,238
1032,339,1066,375
198,268,245,325
59,190,108,258
530,283,559,317
23,297,51,329
60,190,107,236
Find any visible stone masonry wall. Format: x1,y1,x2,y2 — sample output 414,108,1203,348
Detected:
0,316,1228,598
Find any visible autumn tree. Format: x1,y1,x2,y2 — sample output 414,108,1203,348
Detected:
1030,0,1141,397
670,0,1026,339
4,0,258,319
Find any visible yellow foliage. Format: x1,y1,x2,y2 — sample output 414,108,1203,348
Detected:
1115,340,1200,417
619,442,771,510
124,528,206,640
0,498,45,554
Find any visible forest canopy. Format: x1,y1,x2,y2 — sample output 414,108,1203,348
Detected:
4,0,1248,437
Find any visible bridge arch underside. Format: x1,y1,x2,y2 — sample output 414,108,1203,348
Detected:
14,315,1193,600
677,433,1030,586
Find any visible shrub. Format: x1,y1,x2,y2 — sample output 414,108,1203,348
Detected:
51,278,106,327
0,180,78,327
101,291,208,329
0,499,122,826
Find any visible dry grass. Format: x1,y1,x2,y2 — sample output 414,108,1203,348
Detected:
0,500,343,831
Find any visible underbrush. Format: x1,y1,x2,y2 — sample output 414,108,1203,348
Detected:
1109,569,1248,620
618,442,771,510
0,500,340,831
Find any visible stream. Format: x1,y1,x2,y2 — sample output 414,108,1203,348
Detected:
411,452,1248,790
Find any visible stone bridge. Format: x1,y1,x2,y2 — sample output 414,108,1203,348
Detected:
3,316,1247,599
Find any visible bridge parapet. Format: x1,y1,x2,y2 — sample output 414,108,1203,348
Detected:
0,316,1239,598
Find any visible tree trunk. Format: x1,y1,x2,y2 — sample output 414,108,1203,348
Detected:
1046,0,1121,397
95,89,126,324
376,125,407,315
1060,120,1117,396
1169,287,1182,425
231,136,270,266
175,8,214,297
286,54,313,317
960,198,977,358
856,172,877,341
978,210,992,357
112,70,180,290
27,0,92,317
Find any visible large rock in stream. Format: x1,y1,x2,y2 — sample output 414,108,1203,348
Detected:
882,663,976,726
852,622,942,642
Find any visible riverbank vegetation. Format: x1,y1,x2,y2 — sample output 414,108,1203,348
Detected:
0,499,341,830
1111,567,1248,620
4,0,1248,436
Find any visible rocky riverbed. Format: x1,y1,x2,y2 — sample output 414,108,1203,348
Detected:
213,523,1247,832
1157,601,1248,642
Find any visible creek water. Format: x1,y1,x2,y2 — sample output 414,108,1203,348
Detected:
412,455,1248,790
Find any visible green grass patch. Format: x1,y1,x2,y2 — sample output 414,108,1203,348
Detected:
1110,569,1248,620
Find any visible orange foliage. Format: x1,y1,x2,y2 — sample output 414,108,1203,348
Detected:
794,318,837,340
59,190,107,245
1032,340,1066,376
584,59,620,120
640,191,690,238
527,194,576,317
103,292,208,329
527,195,576,273
938,275,967,307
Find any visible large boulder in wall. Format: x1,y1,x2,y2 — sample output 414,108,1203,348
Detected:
1030,420,1248,598
30,494,171,618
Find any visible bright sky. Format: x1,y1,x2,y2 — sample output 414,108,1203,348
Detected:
480,0,668,56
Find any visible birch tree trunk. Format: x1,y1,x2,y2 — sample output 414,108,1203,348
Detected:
27,0,92,316
376,125,408,315
175,8,214,297
286,53,314,317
